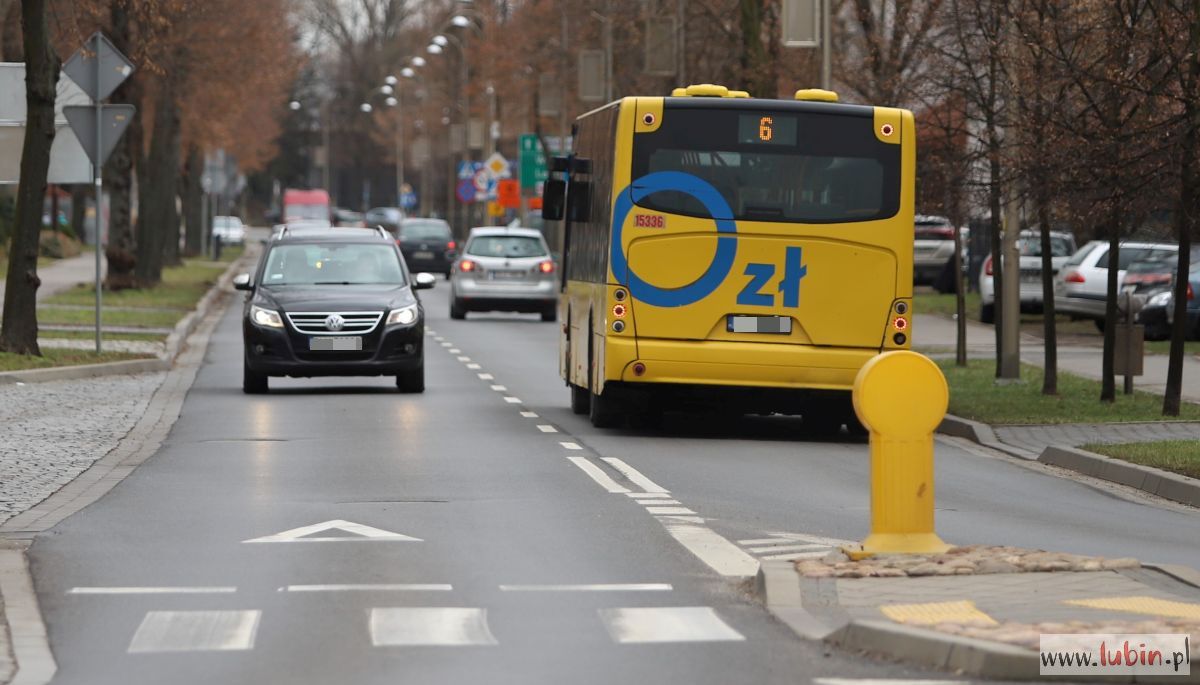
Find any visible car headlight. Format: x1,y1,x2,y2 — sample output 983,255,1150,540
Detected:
387,304,419,326
1147,291,1173,308
250,305,284,328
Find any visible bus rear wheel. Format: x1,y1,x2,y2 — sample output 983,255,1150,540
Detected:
589,388,624,428
570,384,590,414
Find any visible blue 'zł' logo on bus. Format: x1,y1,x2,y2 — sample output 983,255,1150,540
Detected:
611,172,806,308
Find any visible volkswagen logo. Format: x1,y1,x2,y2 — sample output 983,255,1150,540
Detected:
324,314,345,332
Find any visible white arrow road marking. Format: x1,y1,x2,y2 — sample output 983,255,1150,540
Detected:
128,610,260,653
599,607,745,644
600,458,668,493
242,519,422,543
567,457,630,493
369,608,498,646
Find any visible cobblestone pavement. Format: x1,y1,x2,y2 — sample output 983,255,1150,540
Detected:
0,372,165,525
993,421,1200,455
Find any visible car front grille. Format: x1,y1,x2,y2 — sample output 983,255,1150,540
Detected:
285,311,383,335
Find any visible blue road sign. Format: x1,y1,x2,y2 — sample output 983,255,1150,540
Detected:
456,179,476,204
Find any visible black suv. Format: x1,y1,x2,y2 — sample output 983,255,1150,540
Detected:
235,227,435,394
395,218,457,277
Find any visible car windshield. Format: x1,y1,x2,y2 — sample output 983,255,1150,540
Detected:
1127,256,1176,274
400,221,452,241
1018,236,1074,257
262,243,405,285
466,235,547,258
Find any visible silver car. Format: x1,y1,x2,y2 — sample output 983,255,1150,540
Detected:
449,227,558,321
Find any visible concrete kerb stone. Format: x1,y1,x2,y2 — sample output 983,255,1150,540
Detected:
1039,445,1200,508
937,414,1036,460
755,561,845,640
0,541,54,685
827,619,1040,681
0,249,254,386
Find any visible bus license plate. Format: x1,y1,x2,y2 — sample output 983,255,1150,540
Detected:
727,315,792,334
310,336,362,351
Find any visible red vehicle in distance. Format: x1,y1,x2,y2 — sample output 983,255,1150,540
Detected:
282,189,332,225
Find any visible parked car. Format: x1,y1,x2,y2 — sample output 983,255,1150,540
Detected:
449,226,557,321
1054,240,1178,328
1121,254,1177,295
212,215,245,245
333,208,366,227
913,215,959,284
977,230,1077,323
365,207,404,233
234,226,436,394
395,218,457,277
1137,248,1200,340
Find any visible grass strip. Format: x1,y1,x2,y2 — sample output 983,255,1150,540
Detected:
937,359,1200,424
1083,440,1200,480
0,348,148,372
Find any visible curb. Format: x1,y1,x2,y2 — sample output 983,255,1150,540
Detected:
0,541,54,685
0,250,253,386
826,619,1039,680
755,561,843,640
936,414,1037,459
1038,445,1200,508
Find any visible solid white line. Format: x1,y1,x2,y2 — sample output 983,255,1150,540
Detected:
637,499,680,505
646,506,696,515
490,385,507,391
814,680,969,685
369,607,498,646
625,492,671,498
280,584,452,593
503,396,522,403
536,425,557,433
559,442,582,450
600,458,669,494
467,363,481,369
761,551,832,561
499,583,672,592
128,610,260,653
520,411,538,418
746,543,829,554
69,587,236,595
599,607,745,644
567,457,630,493
477,373,494,380
659,521,759,577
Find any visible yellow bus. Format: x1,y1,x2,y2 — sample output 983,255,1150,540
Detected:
541,84,914,431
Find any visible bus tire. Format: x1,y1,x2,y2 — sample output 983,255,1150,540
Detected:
570,384,590,414
589,389,624,428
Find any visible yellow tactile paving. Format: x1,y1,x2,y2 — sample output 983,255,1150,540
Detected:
1064,595,1200,619
879,600,998,626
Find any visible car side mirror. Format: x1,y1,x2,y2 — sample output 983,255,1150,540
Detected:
413,272,436,290
233,273,252,291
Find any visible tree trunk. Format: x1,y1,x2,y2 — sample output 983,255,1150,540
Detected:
70,183,88,242
986,120,1004,378
160,101,183,268
1100,214,1120,403
1037,196,1057,395
182,143,203,257
103,0,139,291
135,78,181,286
0,0,59,356
0,0,21,61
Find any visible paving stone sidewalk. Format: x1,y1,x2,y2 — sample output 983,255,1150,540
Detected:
0,371,165,525
992,421,1200,457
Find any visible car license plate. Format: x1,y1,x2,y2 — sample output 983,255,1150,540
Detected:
413,251,434,260
489,270,524,280
310,336,362,351
727,315,792,334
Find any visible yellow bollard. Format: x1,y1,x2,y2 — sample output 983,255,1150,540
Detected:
849,351,952,557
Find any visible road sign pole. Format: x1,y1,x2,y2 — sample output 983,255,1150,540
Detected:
93,38,103,354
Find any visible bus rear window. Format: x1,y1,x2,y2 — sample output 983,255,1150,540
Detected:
631,106,900,224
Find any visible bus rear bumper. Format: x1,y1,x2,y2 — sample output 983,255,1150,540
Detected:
606,337,880,392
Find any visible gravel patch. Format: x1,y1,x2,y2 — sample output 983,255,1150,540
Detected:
0,372,165,524
797,545,1140,578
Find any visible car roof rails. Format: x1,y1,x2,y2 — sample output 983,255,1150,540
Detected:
374,225,390,240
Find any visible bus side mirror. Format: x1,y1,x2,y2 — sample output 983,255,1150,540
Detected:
567,180,591,222
542,178,566,221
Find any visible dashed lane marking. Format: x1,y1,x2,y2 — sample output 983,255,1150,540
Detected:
520,411,538,418
659,521,759,577
625,492,671,499
536,425,557,433
645,506,697,515
458,356,471,362
449,348,461,354
814,680,969,685
598,607,745,644
478,373,494,380
503,396,522,404
737,532,855,563
567,457,631,493
440,342,453,347
600,457,669,494
369,608,498,647
490,385,507,391
128,610,261,653
467,363,481,369
637,499,681,505
69,587,236,595
279,584,452,593
559,442,582,450
499,583,673,592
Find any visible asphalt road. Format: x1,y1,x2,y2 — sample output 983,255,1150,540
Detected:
28,280,1200,684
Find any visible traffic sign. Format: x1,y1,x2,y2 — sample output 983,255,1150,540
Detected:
487,201,505,218
497,179,520,209
62,32,133,102
62,105,134,166
457,160,480,180
484,151,510,179
456,178,476,203
518,134,547,190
